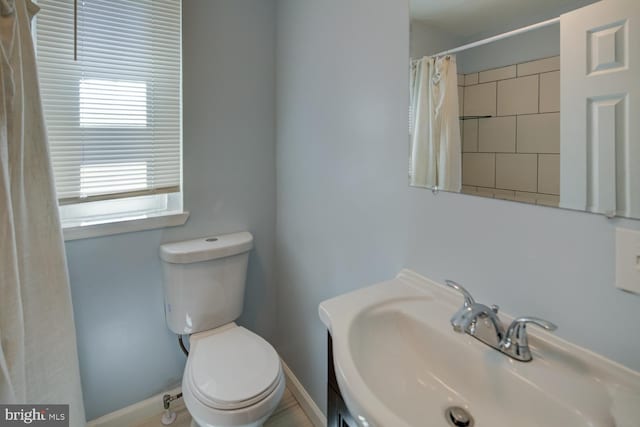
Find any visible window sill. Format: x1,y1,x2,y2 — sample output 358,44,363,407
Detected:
63,211,190,241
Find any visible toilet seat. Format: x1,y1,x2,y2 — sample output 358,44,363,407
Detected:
185,325,282,411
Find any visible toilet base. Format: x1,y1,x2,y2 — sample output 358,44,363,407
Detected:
189,417,266,427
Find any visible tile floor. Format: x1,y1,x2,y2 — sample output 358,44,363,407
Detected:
136,386,314,427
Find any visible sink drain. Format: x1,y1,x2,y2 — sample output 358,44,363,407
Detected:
445,406,474,427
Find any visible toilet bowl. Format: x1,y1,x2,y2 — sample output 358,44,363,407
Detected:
160,233,284,427
182,324,285,427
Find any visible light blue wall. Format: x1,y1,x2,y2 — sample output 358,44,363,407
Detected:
456,24,560,74
410,21,560,77
458,0,599,42
275,0,640,416
410,20,462,59
411,1,603,75
275,0,411,412
65,0,277,420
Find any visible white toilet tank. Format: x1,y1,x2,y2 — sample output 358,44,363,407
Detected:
160,232,253,335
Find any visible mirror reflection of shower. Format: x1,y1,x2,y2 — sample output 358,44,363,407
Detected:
409,0,640,220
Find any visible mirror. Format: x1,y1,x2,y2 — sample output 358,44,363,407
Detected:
409,0,639,219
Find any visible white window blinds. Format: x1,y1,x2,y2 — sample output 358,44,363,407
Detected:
36,0,182,205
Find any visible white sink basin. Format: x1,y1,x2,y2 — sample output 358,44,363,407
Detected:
319,270,640,427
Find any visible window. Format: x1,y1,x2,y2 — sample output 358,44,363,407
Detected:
35,0,184,234
79,79,148,128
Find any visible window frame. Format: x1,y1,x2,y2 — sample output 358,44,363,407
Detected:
34,0,187,239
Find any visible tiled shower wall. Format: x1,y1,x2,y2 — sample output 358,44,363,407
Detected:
458,56,560,207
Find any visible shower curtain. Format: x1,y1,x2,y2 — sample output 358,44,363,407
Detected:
0,0,85,425
409,55,461,192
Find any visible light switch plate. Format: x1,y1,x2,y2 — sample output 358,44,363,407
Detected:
615,228,640,294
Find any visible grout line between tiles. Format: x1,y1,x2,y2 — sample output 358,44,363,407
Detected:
464,70,559,87
536,153,540,193
495,80,499,117
492,111,560,118
537,73,541,114
515,110,519,153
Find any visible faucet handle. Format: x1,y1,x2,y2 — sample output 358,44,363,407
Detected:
444,280,475,307
506,317,557,335
502,317,557,361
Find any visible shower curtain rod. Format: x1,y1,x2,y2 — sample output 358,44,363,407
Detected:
432,16,561,57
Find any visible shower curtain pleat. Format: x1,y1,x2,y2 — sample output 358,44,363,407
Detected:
410,57,437,188
410,55,461,192
0,1,85,425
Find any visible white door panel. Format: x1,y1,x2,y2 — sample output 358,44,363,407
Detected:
560,0,639,218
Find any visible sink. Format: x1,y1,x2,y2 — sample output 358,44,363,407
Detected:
319,270,640,427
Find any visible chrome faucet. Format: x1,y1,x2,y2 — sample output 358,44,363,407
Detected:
445,280,557,362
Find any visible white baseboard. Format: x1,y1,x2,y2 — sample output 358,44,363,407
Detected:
281,360,327,427
87,361,326,427
87,386,182,427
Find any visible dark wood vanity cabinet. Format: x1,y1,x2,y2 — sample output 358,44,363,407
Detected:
327,333,358,427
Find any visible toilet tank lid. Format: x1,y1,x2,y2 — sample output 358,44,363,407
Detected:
160,232,253,264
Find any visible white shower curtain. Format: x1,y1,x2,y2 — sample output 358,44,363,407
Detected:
0,0,85,425
409,55,461,192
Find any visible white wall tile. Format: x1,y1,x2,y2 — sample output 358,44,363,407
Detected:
458,74,465,86
458,85,464,116
538,154,560,195
514,192,560,206
479,116,516,152
536,193,560,207
461,185,477,195
476,187,496,198
517,113,560,154
515,191,538,204
462,153,495,187
497,75,539,116
464,82,497,117
517,56,560,76
494,188,516,200
479,65,516,83
540,71,560,113
495,153,537,192
473,187,516,201
465,73,479,86
463,119,478,152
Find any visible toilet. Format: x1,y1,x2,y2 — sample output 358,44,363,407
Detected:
160,232,284,427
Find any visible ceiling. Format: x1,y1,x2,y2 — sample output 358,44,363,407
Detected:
410,0,600,40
